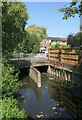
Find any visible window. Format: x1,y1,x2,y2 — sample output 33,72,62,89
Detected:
65,42,67,45
46,41,47,44
45,41,47,44
53,41,56,44
58,41,62,44
49,40,51,44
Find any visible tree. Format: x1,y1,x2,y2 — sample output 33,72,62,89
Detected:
58,1,82,19
67,33,75,47
58,1,82,46
67,32,82,47
2,2,29,54
22,24,47,53
26,24,47,40
74,32,82,46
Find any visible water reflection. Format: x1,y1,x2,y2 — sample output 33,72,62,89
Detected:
19,73,81,118
19,76,41,100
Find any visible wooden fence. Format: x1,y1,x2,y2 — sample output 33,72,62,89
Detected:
49,47,82,68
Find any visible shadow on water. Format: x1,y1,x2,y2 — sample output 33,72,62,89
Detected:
35,66,48,73
18,65,48,80
18,67,30,80
18,72,82,119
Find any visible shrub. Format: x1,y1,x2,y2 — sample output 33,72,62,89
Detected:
1,58,27,119
2,58,20,98
2,97,27,119
49,44,67,49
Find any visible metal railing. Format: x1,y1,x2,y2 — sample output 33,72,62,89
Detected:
5,53,35,59
5,53,49,63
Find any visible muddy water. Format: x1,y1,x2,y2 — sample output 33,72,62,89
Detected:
18,73,80,118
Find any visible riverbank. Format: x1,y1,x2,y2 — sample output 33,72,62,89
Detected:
2,58,28,119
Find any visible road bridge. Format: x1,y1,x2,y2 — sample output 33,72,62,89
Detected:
8,54,82,89
8,54,49,69
8,58,30,69
8,54,49,88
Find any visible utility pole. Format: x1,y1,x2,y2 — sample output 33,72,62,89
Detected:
80,15,82,32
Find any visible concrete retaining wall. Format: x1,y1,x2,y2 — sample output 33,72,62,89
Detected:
29,66,41,87
47,65,82,87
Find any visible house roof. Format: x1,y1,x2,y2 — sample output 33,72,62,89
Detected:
41,36,67,42
48,37,67,41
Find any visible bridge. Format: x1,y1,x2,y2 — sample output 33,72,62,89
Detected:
8,53,49,68
8,54,49,88
8,53,82,89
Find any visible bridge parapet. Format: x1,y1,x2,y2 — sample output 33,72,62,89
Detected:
5,53,34,59
30,55,48,66
8,54,49,68
8,59,30,69
30,56,48,62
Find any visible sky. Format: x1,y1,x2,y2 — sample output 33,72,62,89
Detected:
23,2,80,38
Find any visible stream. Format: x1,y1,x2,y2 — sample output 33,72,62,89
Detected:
18,73,81,119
